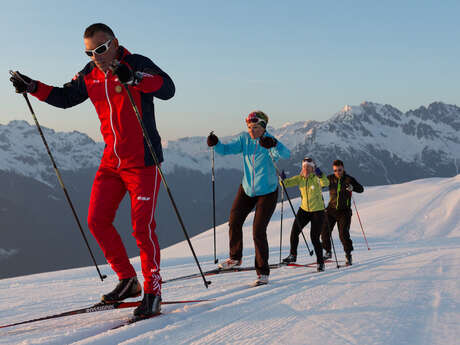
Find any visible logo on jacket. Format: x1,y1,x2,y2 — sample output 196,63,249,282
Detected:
137,196,151,201
115,85,122,93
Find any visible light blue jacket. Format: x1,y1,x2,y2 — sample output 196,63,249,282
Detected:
215,131,290,197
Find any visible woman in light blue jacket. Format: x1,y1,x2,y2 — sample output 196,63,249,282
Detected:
207,111,290,286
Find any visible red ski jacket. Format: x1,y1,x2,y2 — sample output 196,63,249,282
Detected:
31,47,175,168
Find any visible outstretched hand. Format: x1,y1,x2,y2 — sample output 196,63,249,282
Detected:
207,132,218,147
314,167,323,177
9,71,37,94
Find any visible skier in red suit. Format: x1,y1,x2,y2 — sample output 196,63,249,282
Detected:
10,23,175,318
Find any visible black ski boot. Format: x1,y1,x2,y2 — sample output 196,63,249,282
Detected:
282,254,297,264
101,277,142,303
133,293,161,319
323,251,332,260
345,253,352,266
316,262,325,272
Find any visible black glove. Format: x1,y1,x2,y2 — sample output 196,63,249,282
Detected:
259,136,277,149
112,63,141,85
207,132,218,147
280,170,287,180
314,167,323,177
9,71,37,93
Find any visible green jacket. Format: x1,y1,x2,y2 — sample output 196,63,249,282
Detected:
282,173,329,212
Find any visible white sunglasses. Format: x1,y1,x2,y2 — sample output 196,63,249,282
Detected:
85,39,112,57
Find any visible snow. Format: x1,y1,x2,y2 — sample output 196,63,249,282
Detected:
1,175,460,344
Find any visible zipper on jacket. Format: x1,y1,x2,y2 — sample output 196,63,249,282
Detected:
105,74,121,169
251,141,258,195
305,175,310,211
336,177,341,209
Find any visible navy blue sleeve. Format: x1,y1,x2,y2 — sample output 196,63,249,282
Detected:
126,54,175,100
43,68,89,109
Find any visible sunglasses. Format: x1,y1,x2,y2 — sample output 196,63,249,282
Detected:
246,113,266,126
85,39,112,57
333,168,344,172
303,157,313,163
246,117,261,124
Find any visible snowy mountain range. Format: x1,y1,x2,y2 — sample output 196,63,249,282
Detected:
164,101,460,184
1,101,459,278
2,101,459,187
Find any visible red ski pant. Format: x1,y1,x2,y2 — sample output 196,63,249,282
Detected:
87,165,162,295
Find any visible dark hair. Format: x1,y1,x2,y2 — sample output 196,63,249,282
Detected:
333,159,344,167
84,23,115,38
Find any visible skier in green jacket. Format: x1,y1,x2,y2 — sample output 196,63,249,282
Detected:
281,157,329,271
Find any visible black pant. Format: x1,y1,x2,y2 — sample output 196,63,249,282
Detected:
321,208,354,254
228,185,278,276
289,208,325,264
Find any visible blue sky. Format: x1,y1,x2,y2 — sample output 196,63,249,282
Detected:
1,1,459,142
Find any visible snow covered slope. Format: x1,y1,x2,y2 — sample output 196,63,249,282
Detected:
1,176,460,344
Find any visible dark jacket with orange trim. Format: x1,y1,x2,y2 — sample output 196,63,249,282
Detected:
31,46,175,169
327,172,364,211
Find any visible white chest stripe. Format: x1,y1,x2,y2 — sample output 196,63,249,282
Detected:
105,77,121,168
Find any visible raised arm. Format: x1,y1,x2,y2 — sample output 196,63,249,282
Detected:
318,173,330,188
269,139,290,160
124,54,175,100
214,134,243,156
282,175,301,188
350,176,364,193
259,133,290,160
14,67,90,109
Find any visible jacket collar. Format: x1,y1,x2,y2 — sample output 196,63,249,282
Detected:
117,46,131,61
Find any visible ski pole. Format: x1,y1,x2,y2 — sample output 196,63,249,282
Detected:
268,152,314,256
10,74,106,282
210,140,218,264
279,179,284,264
122,84,210,288
352,196,370,250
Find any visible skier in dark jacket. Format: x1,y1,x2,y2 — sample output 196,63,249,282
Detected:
321,160,363,265
9,23,175,319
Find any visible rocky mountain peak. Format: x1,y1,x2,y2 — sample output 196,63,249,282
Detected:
1,100,459,186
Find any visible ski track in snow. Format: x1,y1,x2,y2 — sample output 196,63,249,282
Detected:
1,176,460,345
